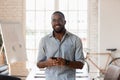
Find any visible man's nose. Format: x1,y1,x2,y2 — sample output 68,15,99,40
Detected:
54,20,61,25
55,20,61,23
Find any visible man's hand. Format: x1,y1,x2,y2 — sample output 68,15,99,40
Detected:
46,58,58,67
37,57,84,69
56,57,66,66
46,57,66,67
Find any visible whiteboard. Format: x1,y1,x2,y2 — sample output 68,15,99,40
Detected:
0,22,27,63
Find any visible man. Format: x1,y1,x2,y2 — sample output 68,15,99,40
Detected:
37,11,85,80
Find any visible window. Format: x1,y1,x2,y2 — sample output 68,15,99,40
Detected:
26,0,88,69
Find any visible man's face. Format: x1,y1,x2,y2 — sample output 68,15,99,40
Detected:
51,13,66,33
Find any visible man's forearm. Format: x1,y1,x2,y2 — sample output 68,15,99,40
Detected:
37,58,58,68
66,61,84,69
37,58,84,69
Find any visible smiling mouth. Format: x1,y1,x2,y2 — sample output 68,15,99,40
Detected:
56,26,60,28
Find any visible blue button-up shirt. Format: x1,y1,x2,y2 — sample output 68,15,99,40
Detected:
37,31,84,80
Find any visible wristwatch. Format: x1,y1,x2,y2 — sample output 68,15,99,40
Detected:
65,59,70,65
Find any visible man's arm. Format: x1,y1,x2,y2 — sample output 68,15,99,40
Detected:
65,60,84,69
37,61,48,68
37,58,59,68
37,57,84,69
55,57,84,69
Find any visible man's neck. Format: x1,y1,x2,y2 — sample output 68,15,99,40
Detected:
53,29,66,41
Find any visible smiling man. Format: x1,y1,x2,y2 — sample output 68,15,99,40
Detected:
37,11,85,80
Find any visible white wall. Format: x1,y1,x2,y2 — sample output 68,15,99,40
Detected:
99,0,120,54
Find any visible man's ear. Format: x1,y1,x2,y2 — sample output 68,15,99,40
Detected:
64,20,66,25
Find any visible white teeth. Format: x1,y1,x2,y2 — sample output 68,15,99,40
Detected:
56,26,60,28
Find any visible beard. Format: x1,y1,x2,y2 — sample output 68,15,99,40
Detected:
53,25,65,33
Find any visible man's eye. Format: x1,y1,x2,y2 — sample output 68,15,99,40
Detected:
52,19,56,22
52,19,63,22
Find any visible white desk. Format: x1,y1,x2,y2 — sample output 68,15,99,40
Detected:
26,66,45,80
26,66,89,80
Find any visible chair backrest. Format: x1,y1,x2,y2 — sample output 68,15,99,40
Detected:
104,65,120,80
0,75,21,80
0,65,9,75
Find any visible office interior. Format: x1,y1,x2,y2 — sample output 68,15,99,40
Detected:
0,0,120,80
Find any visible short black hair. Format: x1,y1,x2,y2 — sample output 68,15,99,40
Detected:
52,11,65,19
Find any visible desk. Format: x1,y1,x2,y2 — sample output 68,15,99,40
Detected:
26,66,45,80
26,66,89,80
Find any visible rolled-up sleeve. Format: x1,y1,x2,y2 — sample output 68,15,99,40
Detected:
37,38,46,63
75,37,85,64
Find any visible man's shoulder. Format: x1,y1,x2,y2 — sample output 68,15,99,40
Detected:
67,31,80,39
41,33,52,40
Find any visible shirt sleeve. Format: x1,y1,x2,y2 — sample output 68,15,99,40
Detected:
75,37,85,64
37,38,46,63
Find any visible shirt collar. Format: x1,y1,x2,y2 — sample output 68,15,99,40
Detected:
48,30,70,38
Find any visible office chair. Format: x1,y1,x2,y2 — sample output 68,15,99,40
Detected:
104,65,120,80
0,75,21,80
